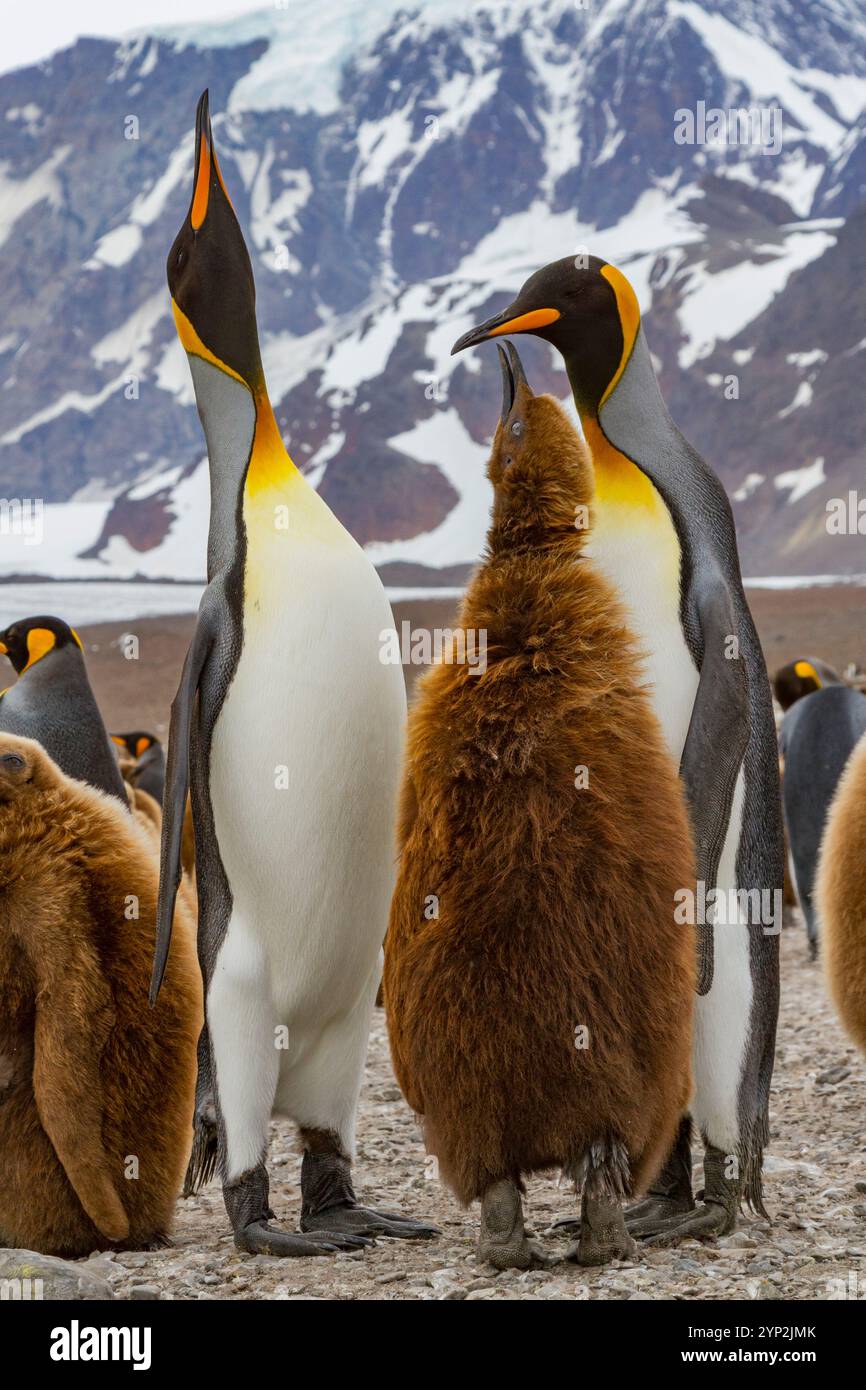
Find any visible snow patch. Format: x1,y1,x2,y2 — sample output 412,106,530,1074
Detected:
0,145,69,248
366,408,492,569
774,456,826,505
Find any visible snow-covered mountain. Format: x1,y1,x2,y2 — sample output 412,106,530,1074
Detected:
2,0,866,583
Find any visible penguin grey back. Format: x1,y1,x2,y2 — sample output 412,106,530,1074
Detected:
781,685,866,953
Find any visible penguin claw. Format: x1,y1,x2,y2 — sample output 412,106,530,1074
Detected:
235,1220,371,1257
301,1204,440,1241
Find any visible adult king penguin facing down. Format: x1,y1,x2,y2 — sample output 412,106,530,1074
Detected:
0,616,127,804
152,92,436,1256
453,257,783,1242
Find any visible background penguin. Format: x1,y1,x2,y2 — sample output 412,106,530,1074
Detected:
151,91,437,1255
774,657,840,712
0,734,201,1257
386,344,696,1268
780,685,866,956
0,616,127,804
453,256,783,1243
112,731,166,804
816,731,866,1057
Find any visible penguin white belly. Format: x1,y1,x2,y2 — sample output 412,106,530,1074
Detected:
209,515,405,1042
691,767,752,1150
586,503,699,763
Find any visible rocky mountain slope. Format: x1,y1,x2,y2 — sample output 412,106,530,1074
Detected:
1,0,865,582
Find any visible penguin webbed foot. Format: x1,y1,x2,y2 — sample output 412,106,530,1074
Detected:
225,1160,371,1258
563,1140,637,1267
299,1139,440,1240
236,1219,371,1257
477,1178,557,1271
633,1145,739,1246
301,1203,440,1241
640,1198,736,1246
624,1192,695,1238
624,1115,695,1237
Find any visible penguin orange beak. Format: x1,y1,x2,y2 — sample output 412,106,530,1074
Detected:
189,88,234,231
451,304,560,355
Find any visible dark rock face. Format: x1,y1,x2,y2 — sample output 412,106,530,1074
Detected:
1,0,865,581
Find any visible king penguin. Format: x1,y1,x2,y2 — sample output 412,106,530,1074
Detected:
111,731,166,804
0,615,127,804
151,92,437,1256
452,256,783,1242
773,656,839,712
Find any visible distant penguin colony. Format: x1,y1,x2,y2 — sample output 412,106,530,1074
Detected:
0,736,201,1257
816,731,866,1055
453,257,783,1242
151,91,436,1255
780,686,866,955
0,616,128,804
385,344,696,1267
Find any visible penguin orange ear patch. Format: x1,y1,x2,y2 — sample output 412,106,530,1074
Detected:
600,264,641,406
135,737,151,757
23,627,56,672
0,641,7,655
794,660,821,686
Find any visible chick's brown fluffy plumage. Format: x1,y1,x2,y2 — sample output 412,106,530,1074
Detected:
816,731,866,1056
0,735,201,1256
385,385,696,1205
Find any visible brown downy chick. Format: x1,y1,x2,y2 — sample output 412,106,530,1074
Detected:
385,343,696,1270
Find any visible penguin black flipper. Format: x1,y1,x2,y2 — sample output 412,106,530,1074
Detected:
679,577,750,996
150,598,218,1005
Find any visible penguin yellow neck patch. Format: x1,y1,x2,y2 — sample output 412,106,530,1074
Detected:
23,627,57,672
244,392,301,498
582,416,659,512
600,264,640,407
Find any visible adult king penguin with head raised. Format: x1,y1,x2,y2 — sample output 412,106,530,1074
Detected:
453,256,783,1242
152,91,437,1255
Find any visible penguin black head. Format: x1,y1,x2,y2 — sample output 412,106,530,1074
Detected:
0,616,84,675
167,90,262,390
111,731,160,759
451,255,641,416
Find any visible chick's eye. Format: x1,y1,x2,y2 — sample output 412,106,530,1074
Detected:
511,420,522,437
